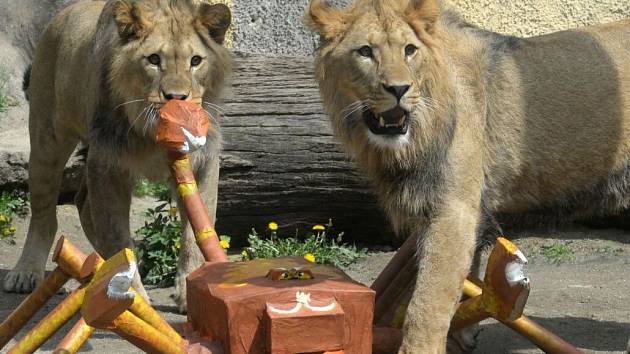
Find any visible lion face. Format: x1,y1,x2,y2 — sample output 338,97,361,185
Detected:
306,0,442,151
108,0,232,135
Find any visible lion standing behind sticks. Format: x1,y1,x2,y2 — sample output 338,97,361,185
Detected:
2,0,232,312
305,0,630,352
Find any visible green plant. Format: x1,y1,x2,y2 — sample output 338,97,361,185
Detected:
0,70,18,113
135,199,182,286
135,196,231,286
133,178,170,199
541,243,573,263
0,191,28,244
242,220,366,267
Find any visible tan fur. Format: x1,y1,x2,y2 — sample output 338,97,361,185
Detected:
306,0,630,352
3,0,232,312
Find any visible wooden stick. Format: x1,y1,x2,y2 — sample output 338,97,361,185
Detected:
0,267,70,349
169,153,228,263
7,287,86,354
112,311,184,354
52,317,94,354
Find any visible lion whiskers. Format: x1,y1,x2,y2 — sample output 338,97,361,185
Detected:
143,105,159,137
114,99,146,110
127,105,151,136
414,96,440,113
341,100,369,120
202,101,226,115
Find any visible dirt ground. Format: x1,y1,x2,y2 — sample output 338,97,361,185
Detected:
1,197,629,353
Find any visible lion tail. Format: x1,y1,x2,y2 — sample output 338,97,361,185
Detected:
22,64,31,101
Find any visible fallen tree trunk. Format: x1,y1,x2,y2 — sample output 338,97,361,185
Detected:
217,53,391,244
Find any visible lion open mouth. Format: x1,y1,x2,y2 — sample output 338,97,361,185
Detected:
363,106,409,135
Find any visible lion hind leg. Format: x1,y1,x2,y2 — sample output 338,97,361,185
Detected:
3,129,78,293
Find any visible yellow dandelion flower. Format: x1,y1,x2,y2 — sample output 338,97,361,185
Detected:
169,207,178,217
2,228,11,236
312,224,326,231
304,253,316,263
0,215,6,222
219,240,230,249
268,222,278,231
9,226,16,232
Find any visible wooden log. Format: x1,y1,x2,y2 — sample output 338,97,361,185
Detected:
216,53,390,244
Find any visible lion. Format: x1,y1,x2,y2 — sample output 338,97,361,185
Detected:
2,0,232,311
305,0,630,352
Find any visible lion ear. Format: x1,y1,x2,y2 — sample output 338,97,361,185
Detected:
198,3,232,45
304,0,346,41
406,0,440,34
112,0,152,40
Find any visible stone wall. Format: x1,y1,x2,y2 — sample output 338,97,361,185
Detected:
450,0,629,38
230,0,630,56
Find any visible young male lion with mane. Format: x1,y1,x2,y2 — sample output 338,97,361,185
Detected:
3,0,232,311
306,0,630,352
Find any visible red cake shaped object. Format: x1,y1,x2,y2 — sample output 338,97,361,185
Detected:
187,257,375,354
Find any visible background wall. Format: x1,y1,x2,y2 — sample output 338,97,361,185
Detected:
231,0,630,56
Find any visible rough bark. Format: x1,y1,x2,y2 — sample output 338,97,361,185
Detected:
217,53,391,244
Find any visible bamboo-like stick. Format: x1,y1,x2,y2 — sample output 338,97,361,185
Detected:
80,251,182,343
111,311,185,354
1,236,88,350
52,317,94,354
373,255,416,325
462,280,582,354
0,267,69,349
52,236,89,280
128,295,183,345
169,153,228,263
6,287,86,354
371,234,418,300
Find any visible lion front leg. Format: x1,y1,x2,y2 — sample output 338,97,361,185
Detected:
173,152,220,313
81,153,150,302
399,198,481,354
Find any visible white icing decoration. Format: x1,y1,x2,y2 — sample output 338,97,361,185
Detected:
107,261,137,301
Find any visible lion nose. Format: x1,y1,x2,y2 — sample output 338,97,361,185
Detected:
162,90,189,101
382,84,410,102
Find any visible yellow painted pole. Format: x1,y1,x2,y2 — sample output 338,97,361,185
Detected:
52,317,94,354
169,154,228,262
7,287,86,354
128,295,183,345
462,280,582,354
111,311,184,354
0,267,70,349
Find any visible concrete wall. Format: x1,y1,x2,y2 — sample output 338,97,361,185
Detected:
230,0,630,56
450,0,630,38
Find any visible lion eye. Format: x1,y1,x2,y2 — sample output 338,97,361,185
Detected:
147,54,161,66
405,44,417,56
191,55,203,67
357,45,373,58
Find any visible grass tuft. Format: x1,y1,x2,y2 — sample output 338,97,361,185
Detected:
541,243,574,263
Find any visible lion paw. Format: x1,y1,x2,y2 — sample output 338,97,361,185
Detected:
447,325,480,354
3,269,44,293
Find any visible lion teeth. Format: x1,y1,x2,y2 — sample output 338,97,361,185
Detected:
398,116,405,125
379,116,386,128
